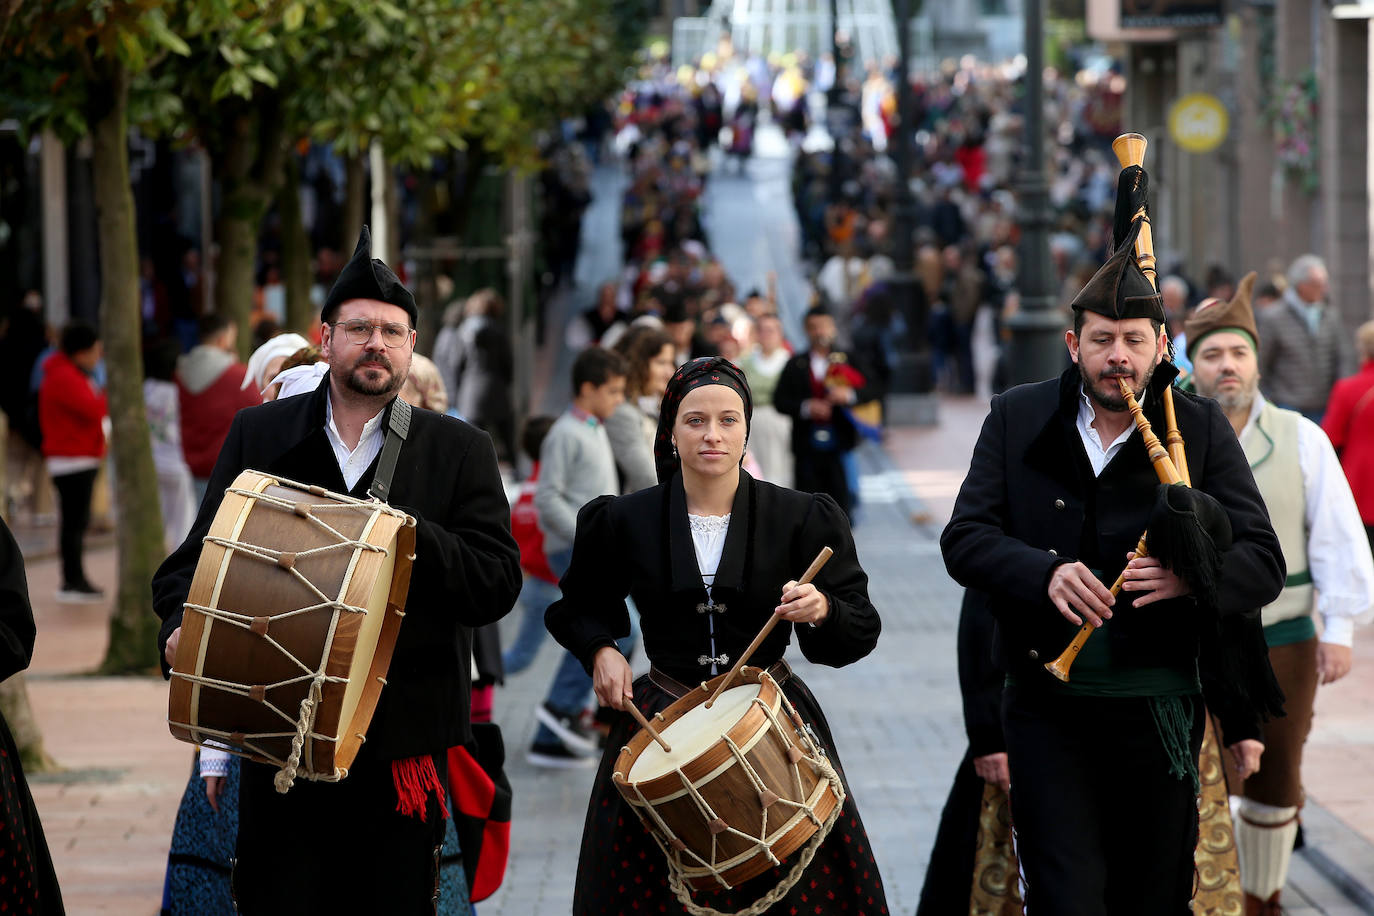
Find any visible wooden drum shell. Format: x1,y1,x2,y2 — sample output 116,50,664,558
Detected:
612,668,842,891
167,471,415,781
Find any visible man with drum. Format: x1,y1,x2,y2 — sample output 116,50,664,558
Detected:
940,166,1285,915
1187,274,1374,915
152,227,522,914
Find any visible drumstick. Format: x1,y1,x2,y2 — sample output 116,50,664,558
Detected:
705,546,833,709
625,701,671,753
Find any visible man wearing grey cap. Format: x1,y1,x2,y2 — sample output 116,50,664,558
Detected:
152,227,521,913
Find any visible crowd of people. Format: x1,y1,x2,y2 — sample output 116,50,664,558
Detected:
2,35,1374,916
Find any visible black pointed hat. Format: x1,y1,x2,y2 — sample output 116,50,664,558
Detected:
1068,219,1165,322
1069,165,1165,323
321,226,417,325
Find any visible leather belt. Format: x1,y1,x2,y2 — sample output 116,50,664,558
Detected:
647,659,793,700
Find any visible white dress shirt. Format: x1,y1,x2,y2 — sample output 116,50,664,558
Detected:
1240,395,1374,646
1076,386,1136,477
324,393,388,491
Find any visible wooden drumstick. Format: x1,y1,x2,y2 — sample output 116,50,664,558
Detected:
625,701,671,753
705,546,833,708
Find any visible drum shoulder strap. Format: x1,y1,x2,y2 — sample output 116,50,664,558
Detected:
368,397,412,502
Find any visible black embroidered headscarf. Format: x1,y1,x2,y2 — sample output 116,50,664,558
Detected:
654,357,754,483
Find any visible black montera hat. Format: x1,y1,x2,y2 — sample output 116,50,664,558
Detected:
1069,217,1165,323
321,226,418,326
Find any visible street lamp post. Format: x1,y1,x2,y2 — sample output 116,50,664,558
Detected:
1006,0,1065,386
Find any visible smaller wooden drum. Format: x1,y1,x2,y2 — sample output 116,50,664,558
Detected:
167,471,415,791
612,667,844,893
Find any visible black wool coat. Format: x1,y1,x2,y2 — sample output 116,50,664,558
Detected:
545,471,880,684
941,364,1285,684
774,349,879,455
151,378,522,758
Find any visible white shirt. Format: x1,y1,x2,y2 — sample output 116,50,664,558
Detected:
1075,387,1136,477
324,393,388,491
690,513,731,674
1239,395,1374,645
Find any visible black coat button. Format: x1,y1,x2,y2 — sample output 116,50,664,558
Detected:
1029,649,1040,661
1048,548,1058,556
1054,499,1066,510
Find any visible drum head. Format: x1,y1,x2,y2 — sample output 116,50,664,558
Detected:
628,683,761,782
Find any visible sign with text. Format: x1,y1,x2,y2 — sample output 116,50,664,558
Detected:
1169,93,1229,153
1121,0,1223,28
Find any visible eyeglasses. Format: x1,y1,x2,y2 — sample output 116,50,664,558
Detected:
331,319,413,348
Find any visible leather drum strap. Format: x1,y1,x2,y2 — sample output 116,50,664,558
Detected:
367,396,412,502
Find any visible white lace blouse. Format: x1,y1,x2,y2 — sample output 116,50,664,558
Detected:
689,513,731,673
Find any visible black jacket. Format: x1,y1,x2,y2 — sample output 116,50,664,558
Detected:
774,349,879,455
941,364,1285,684
151,378,522,758
545,471,880,684
957,589,1004,757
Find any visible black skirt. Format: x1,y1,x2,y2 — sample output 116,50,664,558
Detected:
0,713,64,915
571,670,889,915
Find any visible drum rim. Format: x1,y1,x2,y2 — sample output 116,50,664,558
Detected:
613,667,777,792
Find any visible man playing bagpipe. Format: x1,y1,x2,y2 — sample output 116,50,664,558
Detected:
941,159,1285,915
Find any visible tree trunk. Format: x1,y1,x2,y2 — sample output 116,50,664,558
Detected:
89,62,165,674
343,151,366,251
279,152,314,335
213,99,288,359
413,167,439,356
214,111,265,359
0,675,56,772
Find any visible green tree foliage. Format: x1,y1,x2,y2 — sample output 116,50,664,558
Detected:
0,0,194,676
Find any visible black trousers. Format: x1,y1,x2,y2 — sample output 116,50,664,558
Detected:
1002,685,1204,916
233,751,446,915
52,468,97,589
793,447,852,518
915,747,985,915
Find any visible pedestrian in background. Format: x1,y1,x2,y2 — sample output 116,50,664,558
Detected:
528,347,629,767
143,340,196,552
737,311,794,487
1257,254,1357,424
775,306,875,519
606,325,675,494
176,313,261,504
448,288,516,464
38,320,107,603
1323,320,1374,551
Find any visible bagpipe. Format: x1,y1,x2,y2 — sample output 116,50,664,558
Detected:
1045,133,1230,681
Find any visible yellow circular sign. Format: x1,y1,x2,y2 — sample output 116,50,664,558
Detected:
1169,93,1229,153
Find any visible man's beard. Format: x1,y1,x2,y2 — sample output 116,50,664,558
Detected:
1200,371,1258,413
336,350,405,398
1080,361,1154,412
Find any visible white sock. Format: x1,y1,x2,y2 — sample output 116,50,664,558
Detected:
1236,798,1299,900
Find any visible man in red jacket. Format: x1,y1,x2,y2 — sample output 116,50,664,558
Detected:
176,312,261,504
38,321,107,602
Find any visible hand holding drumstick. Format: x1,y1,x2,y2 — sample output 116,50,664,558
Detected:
707,547,833,708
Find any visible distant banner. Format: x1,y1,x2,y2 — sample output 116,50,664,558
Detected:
1121,0,1223,28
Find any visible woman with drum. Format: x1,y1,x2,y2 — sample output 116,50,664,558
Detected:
546,356,889,914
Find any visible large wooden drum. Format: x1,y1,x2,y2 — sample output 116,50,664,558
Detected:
612,667,844,894
167,470,415,791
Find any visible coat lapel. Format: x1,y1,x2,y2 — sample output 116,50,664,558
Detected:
666,471,754,596
1022,367,1092,496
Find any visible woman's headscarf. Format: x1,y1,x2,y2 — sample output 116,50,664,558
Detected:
243,333,311,392
654,356,753,483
